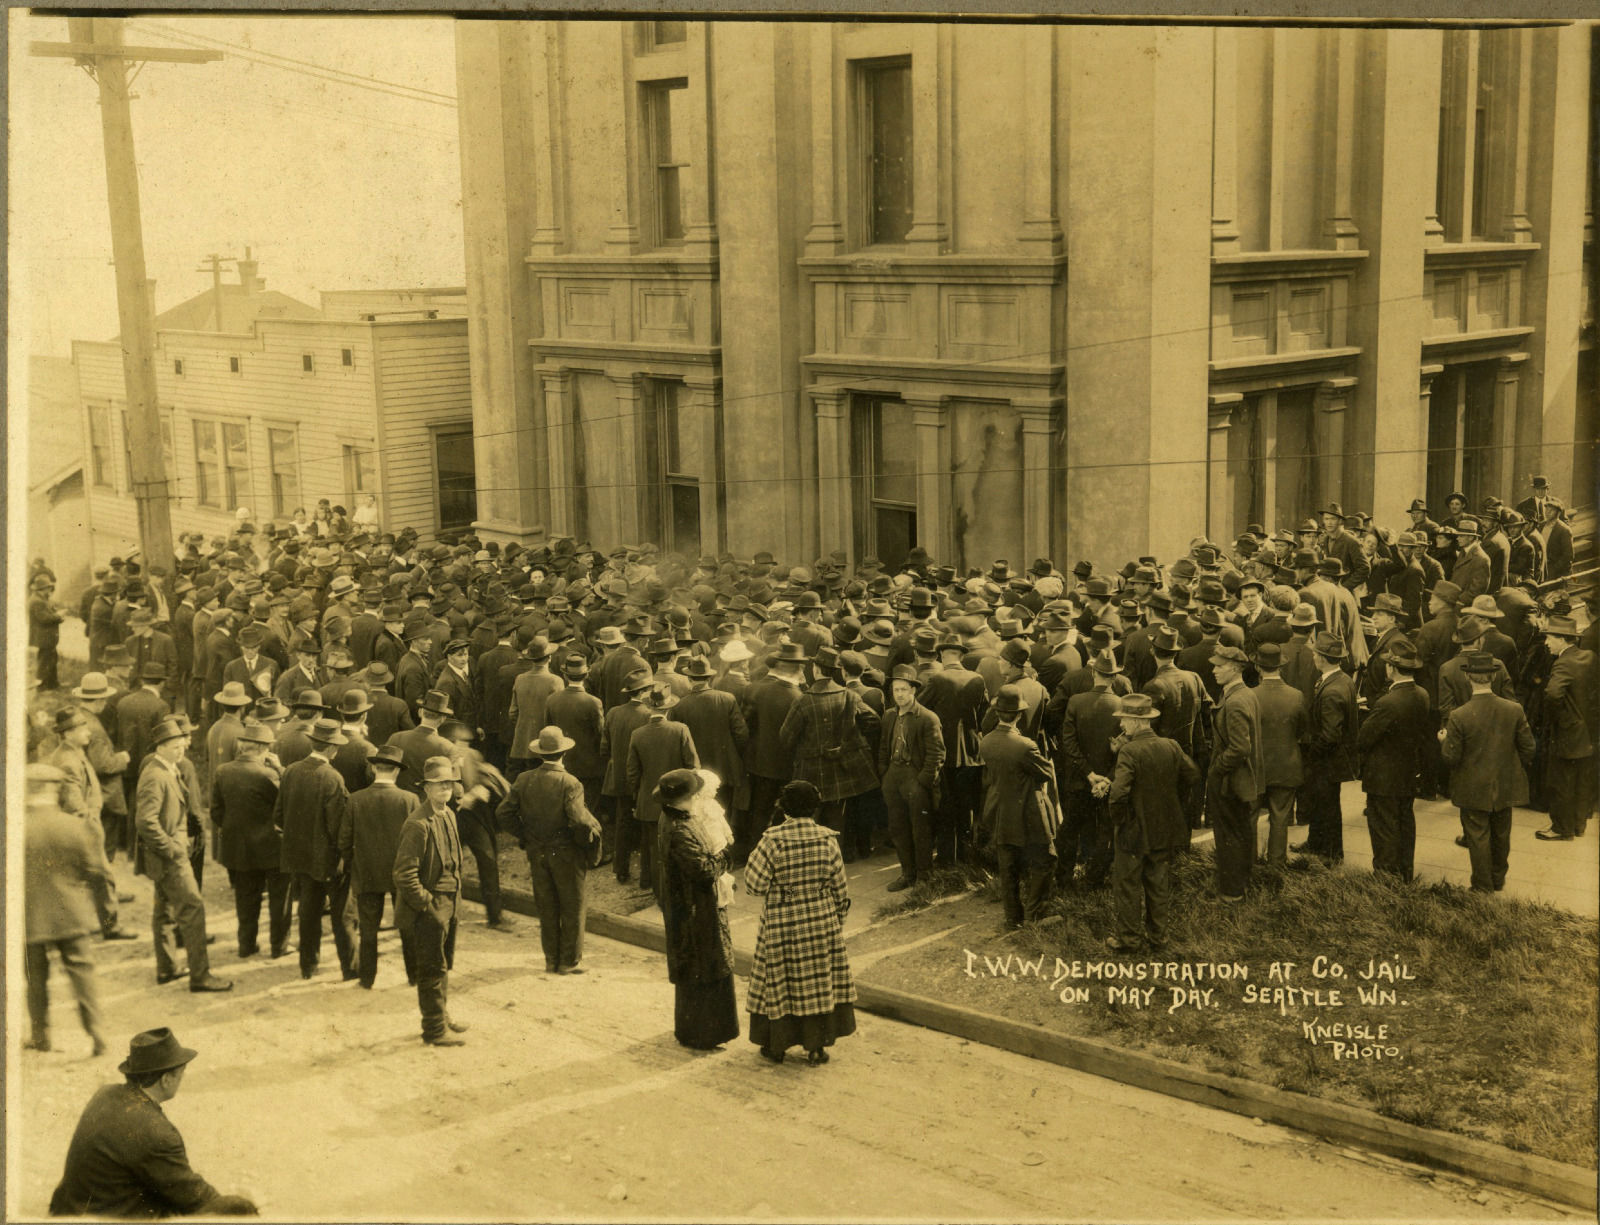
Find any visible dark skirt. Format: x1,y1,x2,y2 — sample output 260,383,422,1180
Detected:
749,1003,857,1055
675,974,740,1050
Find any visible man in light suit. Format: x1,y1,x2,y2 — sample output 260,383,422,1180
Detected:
135,718,231,991
979,685,1061,929
1206,645,1264,902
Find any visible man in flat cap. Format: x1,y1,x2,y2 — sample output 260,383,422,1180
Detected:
50,1027,257,1217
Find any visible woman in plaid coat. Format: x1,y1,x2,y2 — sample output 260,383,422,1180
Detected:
743,781,857,1066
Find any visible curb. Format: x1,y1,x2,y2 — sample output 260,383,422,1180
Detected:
467,881,1596,1212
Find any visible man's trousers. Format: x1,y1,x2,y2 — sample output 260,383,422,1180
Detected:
1364,794,1416,881
1057,790,1112,887
293,871,356,978
1460,807,1511,892
527,841,587,971
1206,777,1256,899
150,857,211,984
935,765,983,865
228,867,292,955
356,891,416,988
1262,785,1296,866
1299,756,1346,859
411,896,458,1040
24,936,101,1045
1112,847,1174,945
1546,755,1596,838
882,765,934,882
996,843,1054,927
456,807,502,925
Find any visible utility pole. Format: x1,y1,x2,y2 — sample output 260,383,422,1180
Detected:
31,18,220,577
195,252,238,333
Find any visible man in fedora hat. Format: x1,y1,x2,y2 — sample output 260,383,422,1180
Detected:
433,638,481,737
507,637,563,780
1356,637,1431,881
1293,632,1358,864
475,616,523,772
1106,694,1199,951
24,763,111,1056
222,623,279,706
274,631,325,706
1536,615,1597,841
207,682,254,771
628,684,700,897
674,654,750,823
116,662,173,825
738,641,807,861
361,661,414,746
29,572,63,690
979,685,1061,928
70,671,134,871
342,745,420,988
394,756,471,1045
1318,503,1369,592
1207,644,1264,900
50,1027,257,1218
124,608,180,705
329,688,378,795
386,690,457,798
1361,593,1409,707
876,664,945,891
498,726,603,973
545,653,608,853
275,717,356,981
394,612,435,720
211,720,291,959
588,623,647,713
1057,651,1125,891
1447,518,1490,601
136,717,231,992
600,668,656,884
1441,652,1535,892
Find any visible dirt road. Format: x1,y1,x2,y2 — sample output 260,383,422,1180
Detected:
10,874,1577,1222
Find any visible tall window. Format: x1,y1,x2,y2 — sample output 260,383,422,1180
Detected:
857,58,913,246
194,419,250,509
644,20,685,49
1426,362,1499,512
643,80,689,246
851,396,918,568
640,380,704,553
268,426,301,516
433,427,477,532
87,405,111,487
343,443,377,508
1220,389,1319,539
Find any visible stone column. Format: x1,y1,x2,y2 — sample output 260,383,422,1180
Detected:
811,385,853,562
540,366,576,537
1496,29,1535,243
1014,398,1059,568
528,22,568,257
1492,354,1528,502
1321,28,1361,251
904,24,953,254
682,373,724,552
680,23,718,256
1418,364,1444,504
607,373,646,542
1211,27,1241,257
1018,33,1063,251
605,25,643,254
1207,394,1242,542
904,392,949,559
804,25,845,256
1314,378,1356,508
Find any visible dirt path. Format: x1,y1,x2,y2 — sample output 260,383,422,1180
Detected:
10,866,1577,1222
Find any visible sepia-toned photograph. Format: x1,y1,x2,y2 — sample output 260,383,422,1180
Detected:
7,9,1598,1221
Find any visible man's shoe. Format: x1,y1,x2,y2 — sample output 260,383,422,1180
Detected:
1535,829,1573,841
238,946,259,959
156,970,186,985
189,975,233,993
1289,840,1314,854
23,1035,50,1052
545,963,559,974
445,1017,470,1033
487,917,516,931
1454,835,1469,848
1105,936,1140,952
559,966,586,975
424,1034,466,1047
342,969,361,982
117,891,136,904
101,928,139,941
1218,893,1245,904
885,876,915,893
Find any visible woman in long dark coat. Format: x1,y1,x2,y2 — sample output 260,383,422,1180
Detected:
744,780,857,1066
656,768,739,1050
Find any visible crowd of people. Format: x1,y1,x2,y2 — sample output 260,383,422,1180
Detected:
21,475,1597,1213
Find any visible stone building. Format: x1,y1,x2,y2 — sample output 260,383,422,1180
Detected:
456,20,1595,570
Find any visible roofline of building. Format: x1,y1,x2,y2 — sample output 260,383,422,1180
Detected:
32,457,84,496
71,313,467,357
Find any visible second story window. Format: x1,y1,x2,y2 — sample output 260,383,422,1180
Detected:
173,358,184,376
302,353,315,373
643,79,689,246
229,356,241,374
857,58,913,247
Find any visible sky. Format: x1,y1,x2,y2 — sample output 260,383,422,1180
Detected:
9,12,465,355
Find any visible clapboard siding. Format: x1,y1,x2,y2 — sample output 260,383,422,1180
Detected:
372,320,473,545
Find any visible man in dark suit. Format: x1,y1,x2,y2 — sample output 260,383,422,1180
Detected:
433,639,481,737
275,717,355,980
1107,693,1199,950
740,643,806,861
1414,580,1462,797
361,662,415,746
1541,507,1574,581
672,655,749,820
545,653,608,848
115,662,172,820
877,664,946,891
1514,474,1556,526
979,685,1061,928
1356,638,1431,880
330,689,378,796
341,745,419,988
123,610,181,707
627,685,700,895
1536,615,1597,841
50,1028,256,1218
394,614,435,720
600,668,656,882
1441,652,1536,892
1361,594,1409,707
1448,519,1491,602
921,636,989,867
1251,642,1305,865
498,728,603,973
394,756,470,1046
1057,652,1124,890
474,616,521,771
1207,645,1264,901
1295,632,1359,864
1141,626,1209,832
1319,504,1370,592
210,720,290,958
274,631,324,706
201,610,242,728
385,690,457,798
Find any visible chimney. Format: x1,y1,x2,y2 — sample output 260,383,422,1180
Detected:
144,278,157,321
236,245,263,294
